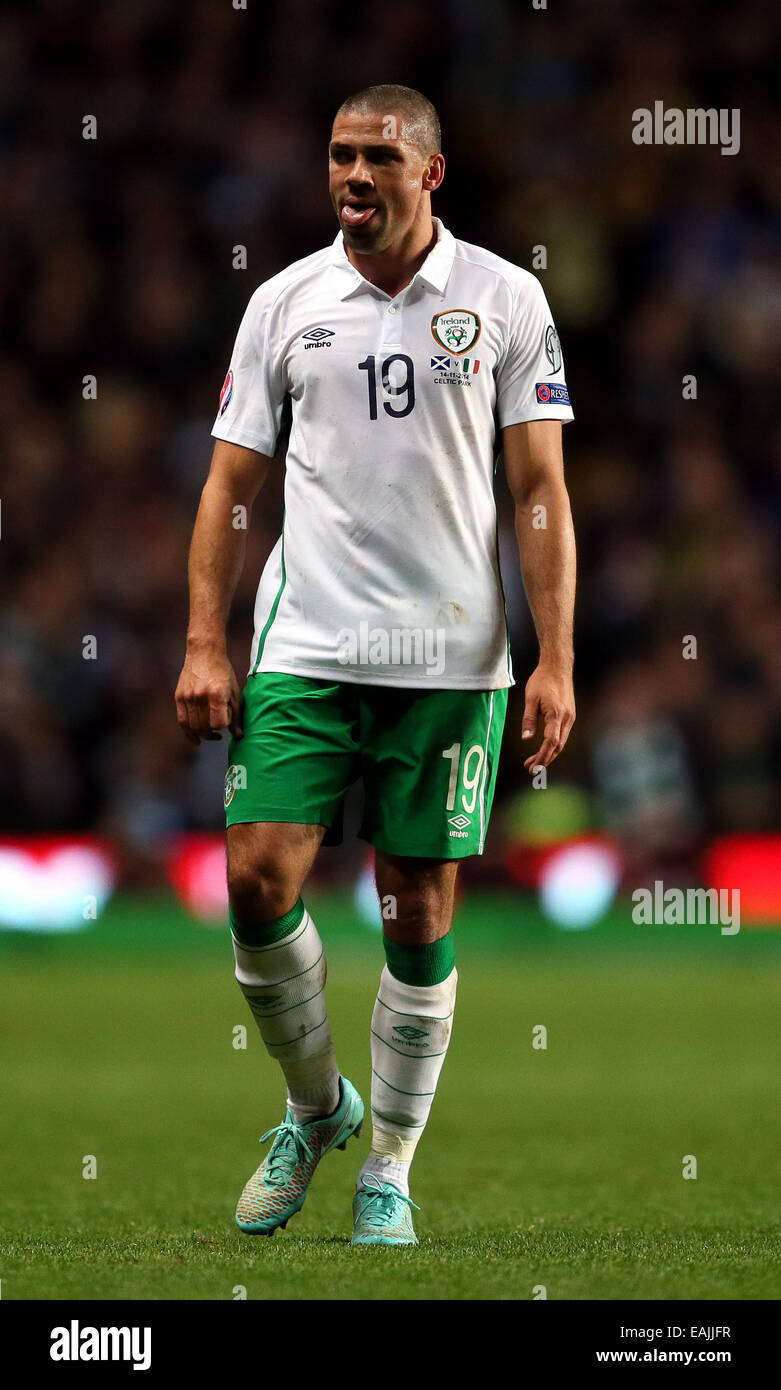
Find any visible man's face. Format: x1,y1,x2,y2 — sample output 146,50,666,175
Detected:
329,110,432,254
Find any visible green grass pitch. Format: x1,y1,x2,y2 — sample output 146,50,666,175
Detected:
1,889,779,1300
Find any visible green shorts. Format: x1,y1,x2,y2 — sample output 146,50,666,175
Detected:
224,672,508,859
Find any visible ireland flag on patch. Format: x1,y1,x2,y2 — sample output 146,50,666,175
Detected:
461,359,480,375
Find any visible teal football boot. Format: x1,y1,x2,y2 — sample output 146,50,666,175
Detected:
351,1173,420,1246
236,1075,363,1235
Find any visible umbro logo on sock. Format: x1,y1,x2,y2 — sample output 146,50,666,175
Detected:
393,1025,430,1043
248,993,284,1010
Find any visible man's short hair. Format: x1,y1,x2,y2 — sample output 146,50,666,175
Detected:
335,84,441,158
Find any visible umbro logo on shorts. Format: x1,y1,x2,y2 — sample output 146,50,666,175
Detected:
302,327,335,349
448,812,471,839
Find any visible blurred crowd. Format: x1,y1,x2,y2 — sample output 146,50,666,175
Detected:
1,0,779,875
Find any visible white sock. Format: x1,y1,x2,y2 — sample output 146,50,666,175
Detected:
282,1056,341,1125
358,964,457,1194
232,905,340,1124
359,1152,411,1197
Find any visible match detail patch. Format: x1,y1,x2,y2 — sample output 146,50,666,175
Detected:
535,381,570,406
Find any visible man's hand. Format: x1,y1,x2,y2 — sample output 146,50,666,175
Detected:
521,662,575,773
175,439,272,745
501,421,576,776
175,644,243,746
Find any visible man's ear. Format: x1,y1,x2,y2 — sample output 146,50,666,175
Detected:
422,153,445,193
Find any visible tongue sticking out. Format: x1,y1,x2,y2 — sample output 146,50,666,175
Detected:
342,204,376,227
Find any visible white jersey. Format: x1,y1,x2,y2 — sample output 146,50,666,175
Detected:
212,218,573,689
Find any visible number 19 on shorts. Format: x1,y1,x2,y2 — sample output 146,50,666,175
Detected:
442,742,485,815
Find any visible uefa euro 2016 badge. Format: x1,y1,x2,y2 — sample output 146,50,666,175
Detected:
219,368,234,416
431,309,481,355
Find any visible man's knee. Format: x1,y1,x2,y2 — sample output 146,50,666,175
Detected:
227,856,294,923
375,855,458,943
226,822,323,926
390,883,439,931
226,830,296,925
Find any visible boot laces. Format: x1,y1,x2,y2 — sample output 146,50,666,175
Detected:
358,1172,420,1227
259,1119,315,1186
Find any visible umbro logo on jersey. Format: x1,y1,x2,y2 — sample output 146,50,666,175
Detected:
448,814,471,830
302,327,335,349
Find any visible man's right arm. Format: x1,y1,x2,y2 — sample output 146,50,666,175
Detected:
175,438,273,745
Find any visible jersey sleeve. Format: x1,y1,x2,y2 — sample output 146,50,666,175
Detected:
211,285,286,455
495,274,574,428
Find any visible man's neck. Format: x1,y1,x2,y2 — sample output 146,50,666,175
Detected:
345,216,438,299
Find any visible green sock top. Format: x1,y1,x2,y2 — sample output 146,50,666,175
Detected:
229,897,306,948
383,931,456,987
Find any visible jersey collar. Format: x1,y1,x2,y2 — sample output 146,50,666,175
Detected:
329,217,455,299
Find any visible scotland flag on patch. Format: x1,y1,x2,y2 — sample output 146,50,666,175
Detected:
536,381,570,405
430,355,452,371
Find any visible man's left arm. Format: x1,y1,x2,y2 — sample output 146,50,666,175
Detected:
502,418,576,774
